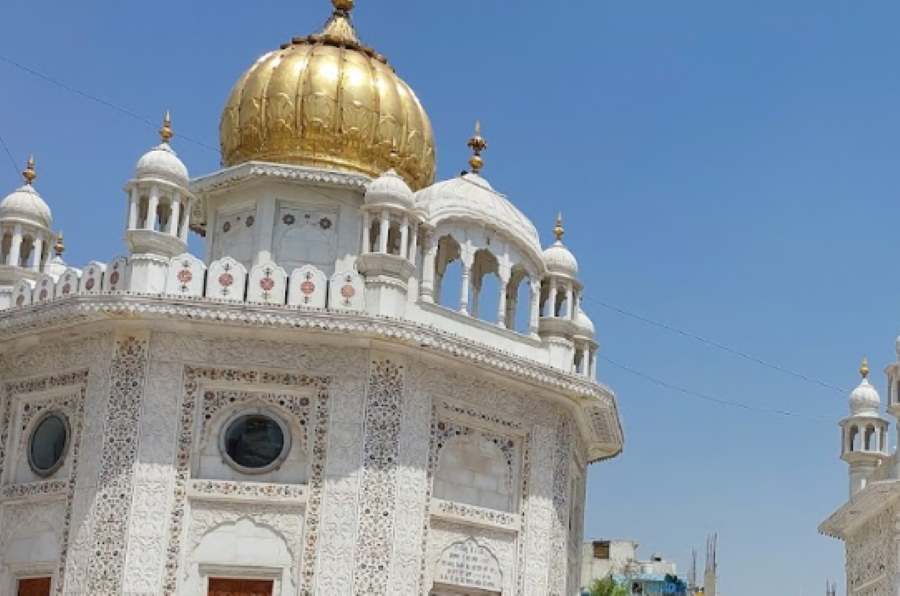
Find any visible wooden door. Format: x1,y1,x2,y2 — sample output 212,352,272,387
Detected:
208,577,274,596
17,577,51,596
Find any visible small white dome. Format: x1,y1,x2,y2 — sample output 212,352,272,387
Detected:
574,306,595,338
135,143,189,187
0,184,52,229
543,240,578,277
365,169,414,208
416,173,543,264
850,378,881,415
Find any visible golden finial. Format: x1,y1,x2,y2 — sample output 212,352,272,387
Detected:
332,0,354,13
860,357,870,379
53,232,65,257
159,111,173,143
553,212,565,241
467,120,487,173
22,155,36,185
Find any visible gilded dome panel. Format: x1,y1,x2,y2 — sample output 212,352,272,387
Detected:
219,5,435,190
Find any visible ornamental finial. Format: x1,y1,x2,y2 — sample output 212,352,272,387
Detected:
22,155,36,185
553,212,565,241
860,357,870,379
159,111,173,143
332,0,354,13
54,231,65,256
467,120,487,173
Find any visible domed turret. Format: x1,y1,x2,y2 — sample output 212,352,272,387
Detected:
542,214,578,278
841,358,889,497
125,113,195,293
134,113,189,187
219,0,436,190
365,169,414,209
0,157,52,229
0,157,53,279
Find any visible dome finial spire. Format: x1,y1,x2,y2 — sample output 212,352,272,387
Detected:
159,111,173,144
554,212,565,241
54,231,65,256
22,155,36,186
860,356,870,380
467,120,487,174
332,0,354,13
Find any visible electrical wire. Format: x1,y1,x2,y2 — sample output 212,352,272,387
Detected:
600,354,833,423
0,54,220,155
584,295,848,394
0,131,20,182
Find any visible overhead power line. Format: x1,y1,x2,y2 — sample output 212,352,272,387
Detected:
600,354,832,423
584,296,848,395
0,54,220,155
0,132,20,182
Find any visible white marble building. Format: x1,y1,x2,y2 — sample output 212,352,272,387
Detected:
820,358,900,596
0,1,623,595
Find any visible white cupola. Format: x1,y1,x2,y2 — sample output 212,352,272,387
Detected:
841,358,889,497
125,112,194,293
357,165,423,317
572,297,598,379
538,214,582,368
0,157,53,277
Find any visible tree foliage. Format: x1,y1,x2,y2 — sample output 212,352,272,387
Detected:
589,576,629,596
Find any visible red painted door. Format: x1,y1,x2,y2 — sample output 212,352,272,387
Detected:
17,577,51,596
208,578,274,596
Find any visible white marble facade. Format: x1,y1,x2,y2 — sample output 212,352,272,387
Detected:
0,2,623,594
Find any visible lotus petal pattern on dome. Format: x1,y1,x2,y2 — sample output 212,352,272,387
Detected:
219,3,436,190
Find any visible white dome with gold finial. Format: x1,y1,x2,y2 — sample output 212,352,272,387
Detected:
135,113,189,187
0,156,52,230
219,0,436,190
542,214,578,277
365,169,414,209
849,358,881,416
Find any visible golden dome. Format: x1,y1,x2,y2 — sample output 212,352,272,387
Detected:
219,0,436,190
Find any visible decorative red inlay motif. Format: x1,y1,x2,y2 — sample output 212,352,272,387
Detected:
300,280,316,295
85,278,95,291
109,271,120,285
177,269,193,284
260,277,275,292
218,273,234,287
340,284,355,299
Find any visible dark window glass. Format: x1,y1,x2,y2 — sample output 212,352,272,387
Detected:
30,414,68,474
224,415,285,470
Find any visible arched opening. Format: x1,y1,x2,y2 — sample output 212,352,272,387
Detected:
139,195,150,229
18,235,33,268
471,248,499,322
848,425,859,452
0,230,11,264
864,425,876,451
387,221,402,256
158,200,172,232
435,234,462,309
507,266,532,333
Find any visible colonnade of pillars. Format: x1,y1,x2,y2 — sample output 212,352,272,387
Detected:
1,225,47,272
361,208,419,265
573,341,598,379
127,185,190,242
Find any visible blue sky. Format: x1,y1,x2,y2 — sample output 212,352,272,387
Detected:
3,1,900,594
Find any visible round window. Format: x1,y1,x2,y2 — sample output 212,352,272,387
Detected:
220,412,290,474
28,412,70,476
